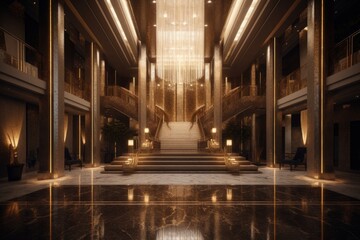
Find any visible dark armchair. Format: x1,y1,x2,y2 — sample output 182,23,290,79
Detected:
65,147,83,171
279,147,307,171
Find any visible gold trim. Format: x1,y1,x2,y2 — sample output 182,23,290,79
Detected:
320,0,324,174
273,37,276,167
91,43,94,165
49,0,53,174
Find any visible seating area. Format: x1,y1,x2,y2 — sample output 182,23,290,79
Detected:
64,147,83,171
279,147,307,171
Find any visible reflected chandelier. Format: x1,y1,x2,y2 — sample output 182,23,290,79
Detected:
156,0,204,84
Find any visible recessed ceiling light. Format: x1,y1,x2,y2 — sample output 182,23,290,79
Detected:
163,13,168,18
153,24,157,27
152,0,156,3
207,0,212,3
204,24,208,27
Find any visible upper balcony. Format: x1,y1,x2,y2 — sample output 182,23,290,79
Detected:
0,27,42,80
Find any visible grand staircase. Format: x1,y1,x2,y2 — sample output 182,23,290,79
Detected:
159,122,200,151
103,122,259,173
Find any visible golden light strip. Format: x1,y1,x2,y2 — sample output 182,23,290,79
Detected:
321,183,324,240
91,43,94,166
49,0,53,174
49,184,52,240
320,0,324,174
273,169,276,239
78,115,81,160
273,37,276,167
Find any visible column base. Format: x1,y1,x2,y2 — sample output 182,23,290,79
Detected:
37,171,64,180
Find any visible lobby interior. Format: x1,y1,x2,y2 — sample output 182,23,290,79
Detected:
1,0,360,239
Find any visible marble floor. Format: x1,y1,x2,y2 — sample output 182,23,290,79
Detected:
1,166,360,239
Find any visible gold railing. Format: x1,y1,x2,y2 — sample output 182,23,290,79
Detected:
0,27,42,79
330,29,360,75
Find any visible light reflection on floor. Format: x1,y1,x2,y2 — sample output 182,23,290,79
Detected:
0,184,359,240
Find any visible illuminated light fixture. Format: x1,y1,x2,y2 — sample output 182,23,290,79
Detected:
144,128,150,134
226,139,232,146
204,24,208,27
128,188,134,201
104,0,138,62
234,0,260,41
207,0,212,3
144,194,149,203
304,26,308,31
105,0,127,41
120,0,138,43
300,110,308,145
226,188,232,201
222,0,244,43
152,0,156,3
156,0,204,84
212,194,217,203
153,24,157,27
211,128,217,134
128,139,134,146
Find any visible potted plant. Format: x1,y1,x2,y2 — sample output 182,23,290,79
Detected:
7,143,24,181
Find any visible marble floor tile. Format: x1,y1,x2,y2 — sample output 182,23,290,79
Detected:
1,166,360,239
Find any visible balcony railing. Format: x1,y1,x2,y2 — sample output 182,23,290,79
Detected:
330,29,360,75
279,68,307,98
64,70,89,101
0,27,42,79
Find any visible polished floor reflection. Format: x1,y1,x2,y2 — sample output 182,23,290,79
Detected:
1,185,359,240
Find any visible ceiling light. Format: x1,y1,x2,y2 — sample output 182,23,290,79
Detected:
153,24,157,27
204,24,208,27
152,0,156,3
207,0,212,3
163,13,168,18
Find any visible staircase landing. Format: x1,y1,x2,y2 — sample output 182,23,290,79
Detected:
103,151,259,173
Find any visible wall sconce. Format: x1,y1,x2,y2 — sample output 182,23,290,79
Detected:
128,188,134,201
144,128,149,134
226,188,232,201
144,194,149,204
212,194,217,203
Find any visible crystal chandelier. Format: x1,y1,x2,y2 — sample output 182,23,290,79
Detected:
156,0,204,84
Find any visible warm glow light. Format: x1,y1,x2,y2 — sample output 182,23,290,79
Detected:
211,128,217,134
234,0,260,41
226,188,232,201
212,194,217,203
64,114,68,143
128,139,134,146
144,128,149,134
144,194,149,203
226,139,232,146
301,110,308,145
156,0,204,84
128,188,134,201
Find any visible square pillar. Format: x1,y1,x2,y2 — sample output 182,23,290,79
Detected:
38,0,65,179
266,38,282,167
214,45,223,146
307,0,334,179
85,42,101,167
138,45,147,146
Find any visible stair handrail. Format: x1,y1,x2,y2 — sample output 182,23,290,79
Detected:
190,104,206,129
155,105,170,128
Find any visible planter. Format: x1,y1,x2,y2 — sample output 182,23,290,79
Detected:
7,164,24,181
